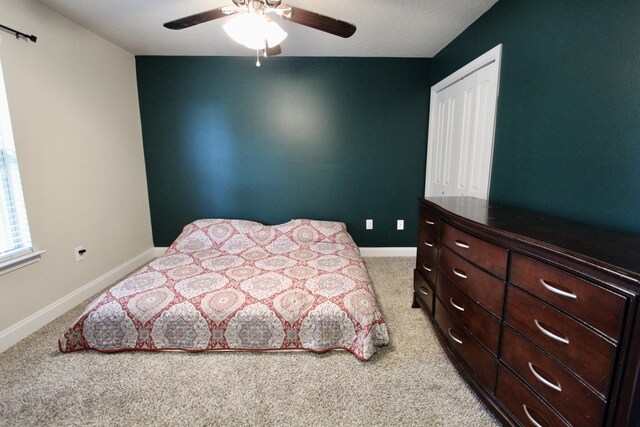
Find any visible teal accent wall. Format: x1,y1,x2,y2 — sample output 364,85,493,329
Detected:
136,57,430,247
432,0,640,233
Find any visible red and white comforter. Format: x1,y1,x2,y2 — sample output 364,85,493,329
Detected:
59,219,389,360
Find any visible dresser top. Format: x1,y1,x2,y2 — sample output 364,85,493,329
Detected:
422,197,640,281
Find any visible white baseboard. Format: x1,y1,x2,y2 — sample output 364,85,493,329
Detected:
154,247,168,257
0,247,157,353
359,247,417,257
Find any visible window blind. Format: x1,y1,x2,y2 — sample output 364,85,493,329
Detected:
0,55,32,263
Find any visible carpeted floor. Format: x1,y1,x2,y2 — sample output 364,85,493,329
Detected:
0,257,499,426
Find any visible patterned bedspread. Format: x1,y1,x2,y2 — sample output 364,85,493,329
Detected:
59,219,389,360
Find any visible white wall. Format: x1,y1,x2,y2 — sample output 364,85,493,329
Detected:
0,0,153,344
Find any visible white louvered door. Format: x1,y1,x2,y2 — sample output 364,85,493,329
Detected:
425,45,501,199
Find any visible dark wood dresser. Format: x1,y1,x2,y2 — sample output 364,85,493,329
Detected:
412,197,640,427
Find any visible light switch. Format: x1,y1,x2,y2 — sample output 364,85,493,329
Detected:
397,219,404,230
366,219,373,230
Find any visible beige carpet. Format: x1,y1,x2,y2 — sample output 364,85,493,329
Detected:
0,257,498,426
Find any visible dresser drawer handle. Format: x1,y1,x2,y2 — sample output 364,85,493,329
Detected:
454,240,470,249
449,297,465,312
419,286,430,296
448,328,463,345
522,404,546,427
528,362,562,392
422,264,432,272
540,279,577,299
452,267,468,279
425,219,436,225
424,240,435,248
534,319,569,344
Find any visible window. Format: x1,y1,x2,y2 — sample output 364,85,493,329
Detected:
0,51,40,273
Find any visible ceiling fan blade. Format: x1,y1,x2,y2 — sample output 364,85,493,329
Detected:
163,7,236,30
281,6,356,38
265,45,282,57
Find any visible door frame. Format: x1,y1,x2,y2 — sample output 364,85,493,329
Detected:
424,43,502,198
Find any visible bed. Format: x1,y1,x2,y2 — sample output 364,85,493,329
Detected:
59,219,389,360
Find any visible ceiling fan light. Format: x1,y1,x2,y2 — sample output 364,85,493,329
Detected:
223,13,287,50
223,13,263,49
265,21,287,48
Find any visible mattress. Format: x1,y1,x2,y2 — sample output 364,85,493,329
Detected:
59,219,389,360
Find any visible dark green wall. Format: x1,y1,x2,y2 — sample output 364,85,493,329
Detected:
433,0,640,233
136,57,430,247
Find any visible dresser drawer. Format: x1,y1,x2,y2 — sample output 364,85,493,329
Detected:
441,222,508,278
510,252,626,341
434,298,498,392
505,286,616,395
419,207,440,231
436,273,501,355
439,246,505,317
417,249,438,286
418,223,438,252
497,366,570,427
502,326,606,427
414,269,433,315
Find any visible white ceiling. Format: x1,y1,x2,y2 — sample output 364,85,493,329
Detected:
36,0,497,57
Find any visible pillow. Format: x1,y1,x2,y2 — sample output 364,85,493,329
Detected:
166,219,353,256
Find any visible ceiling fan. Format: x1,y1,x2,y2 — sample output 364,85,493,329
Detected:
164,0,356,65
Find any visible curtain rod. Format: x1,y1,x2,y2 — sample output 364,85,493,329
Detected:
0,24,37,43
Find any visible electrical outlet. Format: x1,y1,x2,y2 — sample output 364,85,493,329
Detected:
397,219,405,230
366,219,373,230
75,246,86,262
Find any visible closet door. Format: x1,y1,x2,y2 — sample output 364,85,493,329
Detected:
425,45,501,199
